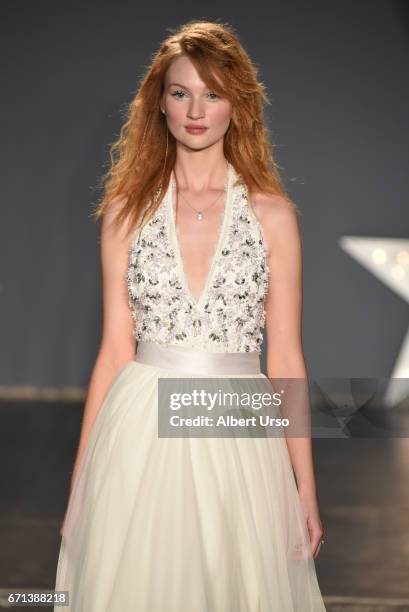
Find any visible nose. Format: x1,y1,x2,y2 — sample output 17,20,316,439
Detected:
187,96,205,119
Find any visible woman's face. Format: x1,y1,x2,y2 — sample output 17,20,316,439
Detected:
161,55,232,151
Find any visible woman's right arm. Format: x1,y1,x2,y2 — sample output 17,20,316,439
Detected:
68,197,136,495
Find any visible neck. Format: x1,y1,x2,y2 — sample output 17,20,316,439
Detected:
173,156,230,195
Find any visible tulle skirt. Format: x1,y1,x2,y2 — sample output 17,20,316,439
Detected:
54,346,327,611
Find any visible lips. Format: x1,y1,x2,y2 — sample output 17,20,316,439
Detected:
185,126,208,134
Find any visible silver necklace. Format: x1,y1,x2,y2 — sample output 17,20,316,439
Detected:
175,167,229,220
178,188,225,220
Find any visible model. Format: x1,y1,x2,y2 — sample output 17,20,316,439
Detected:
54,19,327,611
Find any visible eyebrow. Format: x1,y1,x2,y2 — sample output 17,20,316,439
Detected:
167,82,209,91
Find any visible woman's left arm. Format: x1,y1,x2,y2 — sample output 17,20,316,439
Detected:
251,192,325,557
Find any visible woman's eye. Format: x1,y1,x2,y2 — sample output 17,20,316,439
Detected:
170,90,186,99
170,90,220,100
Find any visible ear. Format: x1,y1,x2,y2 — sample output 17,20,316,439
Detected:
159,92,166,115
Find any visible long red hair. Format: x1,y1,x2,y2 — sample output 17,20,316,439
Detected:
93,19,291,236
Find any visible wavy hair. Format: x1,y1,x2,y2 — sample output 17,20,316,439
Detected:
93,19,291,237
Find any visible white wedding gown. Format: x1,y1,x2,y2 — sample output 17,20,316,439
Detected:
54,162,327,611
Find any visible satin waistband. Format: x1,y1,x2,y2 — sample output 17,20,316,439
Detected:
134,341,261,375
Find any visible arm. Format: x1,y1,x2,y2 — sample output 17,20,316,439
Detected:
252,192,325,557
69,196,136,494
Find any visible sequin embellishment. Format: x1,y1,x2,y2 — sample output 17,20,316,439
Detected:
127,164,270,353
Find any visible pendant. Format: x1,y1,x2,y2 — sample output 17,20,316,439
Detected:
197,211,203,220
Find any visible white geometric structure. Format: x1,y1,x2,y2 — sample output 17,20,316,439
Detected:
339,236,409,407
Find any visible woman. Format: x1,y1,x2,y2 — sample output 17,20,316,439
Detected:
54,20,327,611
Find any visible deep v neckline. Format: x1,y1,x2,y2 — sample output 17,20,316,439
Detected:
167,162,234,310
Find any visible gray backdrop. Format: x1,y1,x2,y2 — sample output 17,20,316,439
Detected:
1,0,408,387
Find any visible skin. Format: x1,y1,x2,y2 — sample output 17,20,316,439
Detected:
61,54,325,560
253,192,326,559
160,54,234,302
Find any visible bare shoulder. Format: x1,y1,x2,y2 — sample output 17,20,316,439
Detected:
103,193,129,220
249,191,300,253
101,193,132,242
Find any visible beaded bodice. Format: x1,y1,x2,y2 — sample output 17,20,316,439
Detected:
127,163,270,353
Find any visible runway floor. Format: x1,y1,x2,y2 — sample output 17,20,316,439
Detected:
0,399,408,611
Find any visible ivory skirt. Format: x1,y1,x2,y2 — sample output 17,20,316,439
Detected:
54,341,327,611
